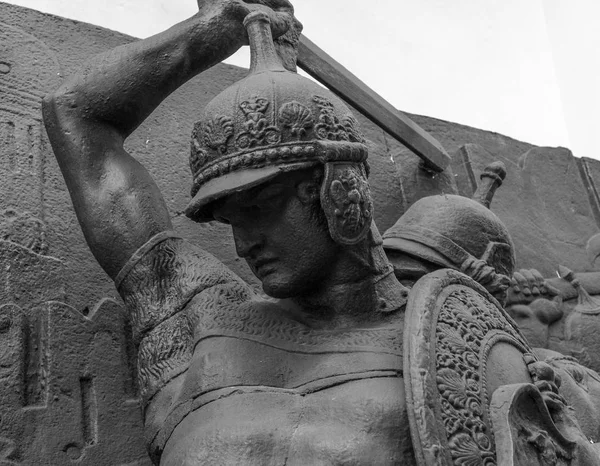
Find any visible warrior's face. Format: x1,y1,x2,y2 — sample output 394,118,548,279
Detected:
212,168,341,299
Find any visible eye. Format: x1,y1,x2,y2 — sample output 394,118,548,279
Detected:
239,204,268,218
254,185,285,201
251,185,289,211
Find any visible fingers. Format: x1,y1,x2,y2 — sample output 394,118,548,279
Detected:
511,271,527,294
268,11,293,39
244,0,294,14
541,391,567,413
225,2,291,43
242,0,298,36
512,268,550,298
531,269,545,287
527,360,568,413
529,361,557,383
522,270,539,295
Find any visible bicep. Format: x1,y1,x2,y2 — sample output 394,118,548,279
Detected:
78,150,173,278
43,98,173,279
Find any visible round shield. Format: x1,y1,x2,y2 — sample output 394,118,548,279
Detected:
404,268,534,465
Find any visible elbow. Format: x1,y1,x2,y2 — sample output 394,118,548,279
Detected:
41,86,83,163
42,84,85,139
41,92,58,127
42,90,68,150
42,86,75,123
42,89,58,110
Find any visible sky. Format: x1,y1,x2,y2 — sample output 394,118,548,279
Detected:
4,0,600,161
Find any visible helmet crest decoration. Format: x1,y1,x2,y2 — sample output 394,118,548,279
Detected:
185,11,372,245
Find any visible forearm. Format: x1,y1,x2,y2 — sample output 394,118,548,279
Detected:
49,10,245,138
41,1,295,277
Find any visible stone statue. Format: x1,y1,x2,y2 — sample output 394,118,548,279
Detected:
42,0,600,464
383,163,600,459
43,2,413,463
505,268,564,349
383,161,514,302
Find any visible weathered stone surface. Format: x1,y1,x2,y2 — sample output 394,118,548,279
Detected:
0,241,149,464
454,144,600,276
504,269,600,376
2,1,600,464
0,300,148,465
2,1,598,300
513,148,599,275
579,157,600,230
404,269,535,464
0,241,64,307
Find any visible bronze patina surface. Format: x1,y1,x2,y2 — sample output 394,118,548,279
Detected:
43,2,414,463
37,0,600,464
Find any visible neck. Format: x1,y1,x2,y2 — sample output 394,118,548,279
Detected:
290,225,409,328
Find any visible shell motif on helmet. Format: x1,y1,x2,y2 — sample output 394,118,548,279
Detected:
185,11,370,235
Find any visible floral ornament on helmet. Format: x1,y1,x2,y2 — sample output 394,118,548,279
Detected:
184,10,373,245
321,163,373,245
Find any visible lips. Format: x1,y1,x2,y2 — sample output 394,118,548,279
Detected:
251,258,277,278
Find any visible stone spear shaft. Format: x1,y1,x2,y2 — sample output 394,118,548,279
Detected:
297,34,450,173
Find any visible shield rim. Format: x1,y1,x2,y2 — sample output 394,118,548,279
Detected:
403,268,533,465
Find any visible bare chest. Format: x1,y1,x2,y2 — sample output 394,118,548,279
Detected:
157,301,412,464
163,308,411,464
162,372,413,466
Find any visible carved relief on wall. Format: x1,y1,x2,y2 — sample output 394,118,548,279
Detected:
0,22,149,463
0,22,61,118
0,22,61,256
0,436,19,466
0,297,149,465
0,209,47,255
504,239,600,375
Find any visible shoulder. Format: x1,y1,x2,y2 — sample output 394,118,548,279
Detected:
117,231,254,342
116,231,243,289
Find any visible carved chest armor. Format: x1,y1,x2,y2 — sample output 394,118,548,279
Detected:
117,235,415,464
160,301,413,465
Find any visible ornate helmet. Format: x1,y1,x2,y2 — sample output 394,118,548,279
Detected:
185,12,373,245
383,162,515,294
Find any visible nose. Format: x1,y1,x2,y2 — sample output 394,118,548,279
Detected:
231,224,263,259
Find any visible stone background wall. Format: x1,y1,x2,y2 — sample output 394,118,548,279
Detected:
0,2,599,464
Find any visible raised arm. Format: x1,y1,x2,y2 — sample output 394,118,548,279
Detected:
43,0,294,279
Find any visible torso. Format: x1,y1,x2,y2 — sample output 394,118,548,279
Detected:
159,298,415,465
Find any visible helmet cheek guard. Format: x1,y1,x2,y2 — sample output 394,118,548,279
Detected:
184,11,372,229
320,162,373,246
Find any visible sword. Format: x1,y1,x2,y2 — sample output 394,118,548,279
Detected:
297,35,450,173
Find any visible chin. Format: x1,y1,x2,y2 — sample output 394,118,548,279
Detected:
262,281,292,299
260,274,301,299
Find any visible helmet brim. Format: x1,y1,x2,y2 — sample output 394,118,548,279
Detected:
184,162,318,223
383,237,456,270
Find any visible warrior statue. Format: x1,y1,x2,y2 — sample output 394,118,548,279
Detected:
383,163,600,458
43,0,599,464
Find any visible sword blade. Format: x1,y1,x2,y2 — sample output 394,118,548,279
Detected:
297,34,450,173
